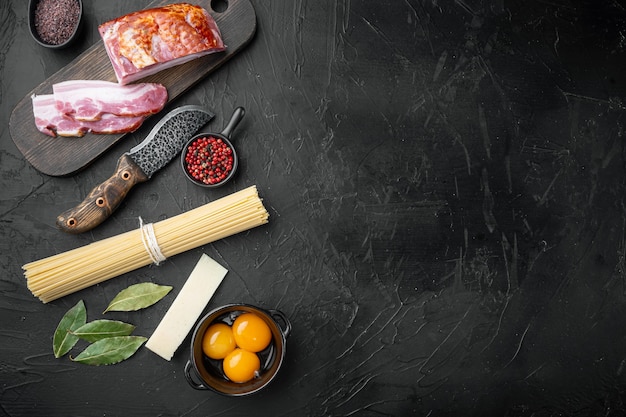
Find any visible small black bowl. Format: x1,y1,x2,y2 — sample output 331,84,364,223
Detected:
184,304,292,395
181,107,245,188
29,0,83,49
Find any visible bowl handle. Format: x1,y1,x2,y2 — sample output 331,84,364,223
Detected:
184,360,209,390
220,107,245,139
269,309,292,338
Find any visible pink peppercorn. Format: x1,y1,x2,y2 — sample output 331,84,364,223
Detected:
184,136,235,185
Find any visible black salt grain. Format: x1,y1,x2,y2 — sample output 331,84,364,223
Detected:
34,0,80,45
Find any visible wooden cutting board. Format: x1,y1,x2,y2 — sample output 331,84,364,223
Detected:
9,0,256,177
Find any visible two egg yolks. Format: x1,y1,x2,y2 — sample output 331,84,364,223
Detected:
202,313,272,383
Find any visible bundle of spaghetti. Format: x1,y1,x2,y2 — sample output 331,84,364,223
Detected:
23,185,269,303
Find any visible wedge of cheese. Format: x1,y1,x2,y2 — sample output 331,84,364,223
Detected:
146,254,227,360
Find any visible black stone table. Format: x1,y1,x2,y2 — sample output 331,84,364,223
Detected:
1,1,626,415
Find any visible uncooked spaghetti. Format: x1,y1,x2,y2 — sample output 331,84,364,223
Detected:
23,186,269,303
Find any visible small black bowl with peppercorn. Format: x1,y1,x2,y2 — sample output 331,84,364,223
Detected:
181,107,245,188
29,0,83,49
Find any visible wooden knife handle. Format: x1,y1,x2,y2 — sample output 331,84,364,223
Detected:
56,154,149,234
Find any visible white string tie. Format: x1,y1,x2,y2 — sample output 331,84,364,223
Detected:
138,217,166,265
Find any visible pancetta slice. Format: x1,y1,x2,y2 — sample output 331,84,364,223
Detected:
53,80,168,121
99,3,226,85
32,94,146,137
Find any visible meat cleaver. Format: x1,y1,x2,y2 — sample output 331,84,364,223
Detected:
57,105,214,234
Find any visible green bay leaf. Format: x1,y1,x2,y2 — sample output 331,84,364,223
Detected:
71,336,147,366
104,283,172,313
71,320,135,343
53,300,87,358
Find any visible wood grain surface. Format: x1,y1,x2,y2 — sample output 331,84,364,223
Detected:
9,0,256,177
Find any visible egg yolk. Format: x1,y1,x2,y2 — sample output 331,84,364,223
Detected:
202,322,236,359
232,313,272,352
222,348,261,383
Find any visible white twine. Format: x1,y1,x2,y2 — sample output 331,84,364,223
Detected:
138,217,166,265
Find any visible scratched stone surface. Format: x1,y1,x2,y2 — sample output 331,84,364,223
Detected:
1,0,626,416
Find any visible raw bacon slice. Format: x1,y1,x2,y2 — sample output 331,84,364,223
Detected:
99,3,226,85
53,80,168,121
32,95,145,137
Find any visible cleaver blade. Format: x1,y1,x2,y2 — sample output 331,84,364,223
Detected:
56,105,214,234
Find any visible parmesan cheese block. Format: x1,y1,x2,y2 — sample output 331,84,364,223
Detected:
145,254,227,360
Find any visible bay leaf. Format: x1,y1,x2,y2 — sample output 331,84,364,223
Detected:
53,300,87,358
71,320,135,343
71,336,147,366
104,283,172,313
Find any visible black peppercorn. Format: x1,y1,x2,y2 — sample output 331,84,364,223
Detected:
34,0,80,45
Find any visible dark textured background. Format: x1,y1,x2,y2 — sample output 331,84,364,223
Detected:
2,0,626,415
